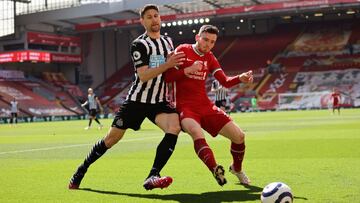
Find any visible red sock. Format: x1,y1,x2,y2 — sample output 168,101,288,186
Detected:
194,138,217,172
231,142,245,172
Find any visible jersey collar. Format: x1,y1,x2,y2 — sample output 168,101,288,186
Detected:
192,44,204,57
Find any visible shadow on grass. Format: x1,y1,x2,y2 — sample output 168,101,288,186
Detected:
80,185,263,203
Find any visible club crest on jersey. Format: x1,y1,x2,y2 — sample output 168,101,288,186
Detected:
116,118,123,127
149,55,165,68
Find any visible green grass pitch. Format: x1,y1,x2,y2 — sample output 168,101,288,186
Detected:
0,109,359,203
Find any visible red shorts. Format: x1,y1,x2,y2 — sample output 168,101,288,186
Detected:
178,103,232,137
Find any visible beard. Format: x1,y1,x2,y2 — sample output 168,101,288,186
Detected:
150,24,160,33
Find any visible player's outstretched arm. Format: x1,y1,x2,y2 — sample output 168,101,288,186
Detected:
214,69,253,88
81,101,88,107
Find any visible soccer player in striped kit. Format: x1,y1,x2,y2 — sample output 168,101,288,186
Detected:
82,88,103,130
211,80,230,113
165,25,253,186
69,4,185,190
10,98,18,125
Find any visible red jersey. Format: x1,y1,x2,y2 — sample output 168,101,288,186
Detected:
165,44,241,108
331,92,340,105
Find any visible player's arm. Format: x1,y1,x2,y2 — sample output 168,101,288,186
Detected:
210,54,252,87
137,53,185,82
213,69,253,88
131,41,185,82
95,97,103,112
81,100,88,107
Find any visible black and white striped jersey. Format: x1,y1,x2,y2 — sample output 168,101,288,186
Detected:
212,80,228,101
126,33,174,104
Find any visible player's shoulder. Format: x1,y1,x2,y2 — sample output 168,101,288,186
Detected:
131,34,148,46
176,43,192,51
161,35,173,41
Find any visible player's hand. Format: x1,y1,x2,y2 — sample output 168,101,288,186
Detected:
239,70,253,83
166,51,185,68
184,61,202,76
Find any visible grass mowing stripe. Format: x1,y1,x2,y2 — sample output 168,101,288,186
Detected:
0,135,162,155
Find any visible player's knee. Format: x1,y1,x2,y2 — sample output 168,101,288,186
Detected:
168,124,181,135
239,130,245,140
235,129,245,143
166,117,181,134
186,126,203,139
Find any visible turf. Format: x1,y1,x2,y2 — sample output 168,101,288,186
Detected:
0,109,359,203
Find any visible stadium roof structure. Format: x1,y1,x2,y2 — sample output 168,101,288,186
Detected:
14,0,360,33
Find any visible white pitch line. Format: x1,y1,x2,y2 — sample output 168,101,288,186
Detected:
0,136,162,155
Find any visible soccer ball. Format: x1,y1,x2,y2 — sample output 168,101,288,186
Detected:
261,182,293,203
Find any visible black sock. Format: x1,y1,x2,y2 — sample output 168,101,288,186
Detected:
94,118,100,124
80,139,108,170
147,133,178,178
88,119,92,127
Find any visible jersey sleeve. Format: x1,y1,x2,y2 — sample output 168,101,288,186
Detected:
164,44,192,82
213,69,241,88
208,53,241,88
164,36,174,51
174,45,191,69
130,40,149,68
208,53,221,74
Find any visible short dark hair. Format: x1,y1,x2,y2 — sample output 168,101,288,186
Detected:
140,4,159,18
198,25,219,36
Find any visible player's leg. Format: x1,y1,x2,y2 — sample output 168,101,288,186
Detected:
94,117,101,124
69,127,126,189
181,117,226,186
142,102,180,190
69,102,140,189
148,112,180,177
93,110,101,125
85,115,93,130
94,113,103,129
218,121,250,185
182,118,217,170
15,113,18,124
332,102,337,114
10,113,14,124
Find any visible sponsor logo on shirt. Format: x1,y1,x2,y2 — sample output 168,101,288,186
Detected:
149,55,165,68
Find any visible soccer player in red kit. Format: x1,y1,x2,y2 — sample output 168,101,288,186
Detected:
331,88,341,115
165,25,253,186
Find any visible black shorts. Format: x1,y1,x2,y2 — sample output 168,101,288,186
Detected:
89,109,98,117
215,100,227,108
111,101,177,131
11,112,17,117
